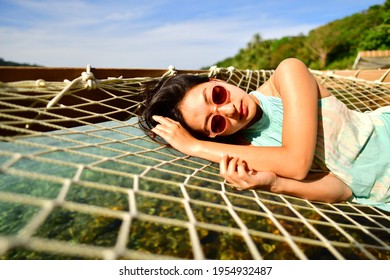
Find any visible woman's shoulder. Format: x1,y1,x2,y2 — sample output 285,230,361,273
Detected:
256,75,281,98
257,58,332,99
258,58,305,97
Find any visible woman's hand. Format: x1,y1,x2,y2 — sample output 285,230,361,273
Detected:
220,154,278,191
151,115,199,155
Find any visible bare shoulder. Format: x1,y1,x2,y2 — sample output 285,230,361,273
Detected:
274,58,311,83
256,77,279,97
266,58,331,98
256,59,309,98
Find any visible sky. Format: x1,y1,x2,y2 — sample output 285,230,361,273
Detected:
0,0,386,70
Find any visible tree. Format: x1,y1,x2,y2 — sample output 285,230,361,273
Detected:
359,24,390,50
270,36,307,68
211,1,389,70
305,22,342,68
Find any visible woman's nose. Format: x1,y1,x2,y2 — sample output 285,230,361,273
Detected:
215,103,235,117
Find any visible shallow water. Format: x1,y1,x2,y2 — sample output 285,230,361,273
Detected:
0,118,389,260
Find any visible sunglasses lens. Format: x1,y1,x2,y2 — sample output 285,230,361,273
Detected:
212,86,227,105
211,114,226,134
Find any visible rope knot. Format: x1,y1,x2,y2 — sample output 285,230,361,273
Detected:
208,65,220,77
81,64,97,90
161,65,177,79
227,66,235,75
35,79,47,87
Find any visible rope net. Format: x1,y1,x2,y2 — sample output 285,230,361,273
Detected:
0,66,389,260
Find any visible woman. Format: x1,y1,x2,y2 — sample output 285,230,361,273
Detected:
139,58,389,211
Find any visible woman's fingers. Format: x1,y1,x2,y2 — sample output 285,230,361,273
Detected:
219,153,229,176
219,154,278,192
150,115,198,156
221,155,247,178
227,156,240,175
220,154,247,189
237,161,248,176
152,115,179,127
152,115,184,138
151,116,178,137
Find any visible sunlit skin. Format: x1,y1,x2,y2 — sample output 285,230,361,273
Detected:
151,58,352,203
179,79,262,138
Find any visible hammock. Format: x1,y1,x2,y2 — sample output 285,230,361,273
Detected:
0,65,389,260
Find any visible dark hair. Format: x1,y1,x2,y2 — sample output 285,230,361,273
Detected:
138,74,210,141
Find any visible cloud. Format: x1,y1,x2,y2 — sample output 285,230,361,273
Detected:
0,12,316,69
3,0,375,69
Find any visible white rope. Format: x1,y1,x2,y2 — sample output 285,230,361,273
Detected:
208,65,220,77
46,64,97,109
46,76,82,109
310,69,390,85
81,64,97,90
161,65,177,79
376,68,390,83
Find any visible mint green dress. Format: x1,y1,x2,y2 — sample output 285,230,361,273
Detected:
243,91,390,212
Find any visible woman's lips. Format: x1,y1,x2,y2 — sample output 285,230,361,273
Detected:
240,101,247,120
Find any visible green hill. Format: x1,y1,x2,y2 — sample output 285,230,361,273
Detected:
212,0,390,70
0,58,41,67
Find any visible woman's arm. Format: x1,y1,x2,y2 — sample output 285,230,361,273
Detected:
275,172,353,203
152,58,320,180
273,58,319,178
220,154,353,203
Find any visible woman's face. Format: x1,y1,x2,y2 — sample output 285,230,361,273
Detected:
179,80,260,138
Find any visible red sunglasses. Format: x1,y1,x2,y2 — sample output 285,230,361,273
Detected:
210,84,229,136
